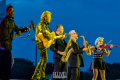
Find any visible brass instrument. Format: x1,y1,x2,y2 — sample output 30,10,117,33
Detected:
79,36,91,55
87,44,91,55
61,34,74,62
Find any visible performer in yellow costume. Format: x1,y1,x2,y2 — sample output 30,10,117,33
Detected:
31,11,52,80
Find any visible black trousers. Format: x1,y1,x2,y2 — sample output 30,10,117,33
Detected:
51,59,68,80
0,48,13,80
70,67,80,80
31,42,48,79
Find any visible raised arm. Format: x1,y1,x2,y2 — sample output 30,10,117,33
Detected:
102,45,113,57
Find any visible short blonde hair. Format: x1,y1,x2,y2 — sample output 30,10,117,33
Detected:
69,30,76,37
40,11,51,20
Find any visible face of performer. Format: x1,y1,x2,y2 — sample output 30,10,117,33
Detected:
45,14,51,23
57,25,64,35
6,7,14,19
97,39,103,46
59,26,64,35
72,31,78,40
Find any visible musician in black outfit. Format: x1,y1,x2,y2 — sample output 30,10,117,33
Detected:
50,24,68,80
68,30,88,80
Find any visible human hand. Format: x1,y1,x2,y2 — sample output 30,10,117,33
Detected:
61,35,66,39
30,23,35,29
91,46,95,51
60,52,66,55
57,51,65,55
17,31,21,36
110,44,113,48
83,48,88,52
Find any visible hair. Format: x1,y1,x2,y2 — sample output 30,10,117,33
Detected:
95,37,104,46
40,11,51,20
69,30,76,37
6,5,13,11
55,24,62,31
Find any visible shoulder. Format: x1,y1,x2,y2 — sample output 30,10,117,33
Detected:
39,21,45,25
37,22,42,28
37,21,45,27
63,39,67,43
1,17,7,24
70,40,75,47
1,17,14,24
37,22,41,27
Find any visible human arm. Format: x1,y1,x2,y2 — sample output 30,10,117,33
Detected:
14,24,29,36
50,40,65,55
70,42,84,54
103,45,113,57
14,21,35,35
74,47,89,54
39,23,50,39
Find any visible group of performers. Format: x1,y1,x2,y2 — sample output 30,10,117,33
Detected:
0,5,115,80
31,10,114,80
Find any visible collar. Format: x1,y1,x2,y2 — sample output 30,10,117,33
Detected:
56,33,58,36
6,15,14,20
71,39,76,42
42,20,49,25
